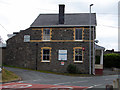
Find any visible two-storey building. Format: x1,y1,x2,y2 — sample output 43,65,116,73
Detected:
5,4,97,74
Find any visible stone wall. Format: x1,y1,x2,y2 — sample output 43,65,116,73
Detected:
5,27,95,74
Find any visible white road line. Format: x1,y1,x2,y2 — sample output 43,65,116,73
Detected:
87,86,94,89
87,84,102,89
72,80,88,83
33,79,41,81
54,82,71,85
105,79,109,81
78,77,93,79
54,80,88,85
94,84,102,87
105,78,114,81
18,79,52,83
18,81,24,83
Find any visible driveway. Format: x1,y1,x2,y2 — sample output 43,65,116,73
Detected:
4,67,119,89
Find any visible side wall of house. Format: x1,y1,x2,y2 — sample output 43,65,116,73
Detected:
5,27,95,74
5,28,37,69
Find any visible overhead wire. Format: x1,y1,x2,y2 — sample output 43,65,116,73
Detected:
0,24,9,34
0,24,9,42
98,25,118,28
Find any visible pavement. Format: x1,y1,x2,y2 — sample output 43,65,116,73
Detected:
103,68,119,75
1,67,119,89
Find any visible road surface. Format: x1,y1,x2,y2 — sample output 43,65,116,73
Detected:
3,67,119,89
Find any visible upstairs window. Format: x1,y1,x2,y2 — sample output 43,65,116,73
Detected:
73,47,83,62
24,35,30,42
43,29,50,40
75,28,82,40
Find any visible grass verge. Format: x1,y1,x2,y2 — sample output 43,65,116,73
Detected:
1,68,21,83
3,65,92,77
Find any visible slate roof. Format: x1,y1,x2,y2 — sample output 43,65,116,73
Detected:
95,44,105,50
30,13,97,27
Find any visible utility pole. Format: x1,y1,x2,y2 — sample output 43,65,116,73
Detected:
93,27,95,75
89,4,94,75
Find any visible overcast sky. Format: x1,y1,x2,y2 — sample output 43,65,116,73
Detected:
0,0,119,51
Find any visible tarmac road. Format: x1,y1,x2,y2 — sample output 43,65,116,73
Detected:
4,67,119,89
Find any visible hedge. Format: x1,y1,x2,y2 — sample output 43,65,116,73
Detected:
103,53,120,68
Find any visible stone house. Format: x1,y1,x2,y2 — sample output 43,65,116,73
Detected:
5,4,97,74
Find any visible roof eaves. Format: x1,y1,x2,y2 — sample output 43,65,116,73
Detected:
95,44,105,50
31,25,96,28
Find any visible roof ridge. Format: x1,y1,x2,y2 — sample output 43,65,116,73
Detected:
40,13,96,15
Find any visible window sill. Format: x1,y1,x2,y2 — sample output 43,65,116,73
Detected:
41,60,50,62
74,61,83,63
42,40,51,41
74,40,83,42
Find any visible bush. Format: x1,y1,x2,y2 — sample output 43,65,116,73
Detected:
67,64,78,74
104,53,120,68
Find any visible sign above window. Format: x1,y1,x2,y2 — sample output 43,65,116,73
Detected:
58,50,67,60
24,35,30,42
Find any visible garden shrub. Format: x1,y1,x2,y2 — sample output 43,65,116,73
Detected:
67,64,78,74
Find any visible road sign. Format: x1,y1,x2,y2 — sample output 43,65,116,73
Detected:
61,62,64,65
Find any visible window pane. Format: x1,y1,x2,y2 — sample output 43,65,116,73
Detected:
75,29,78,40
43,56,46,60
43,29,46,34
46,56,49,60
43,56,49,60
78,29,82,40
78,56,82,61
75,56,79,61
46,30,50,34
75,49,82,55
43,35,50,40
43,49,49,54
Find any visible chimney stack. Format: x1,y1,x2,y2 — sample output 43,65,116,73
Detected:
59,4,65,24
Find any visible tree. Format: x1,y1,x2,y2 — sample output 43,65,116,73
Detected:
0,36,3,43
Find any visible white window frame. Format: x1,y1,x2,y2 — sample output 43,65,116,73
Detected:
42,28,51,41
24,35,30,42
41,47,51,62
74,28,83,41
73,47,83,63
